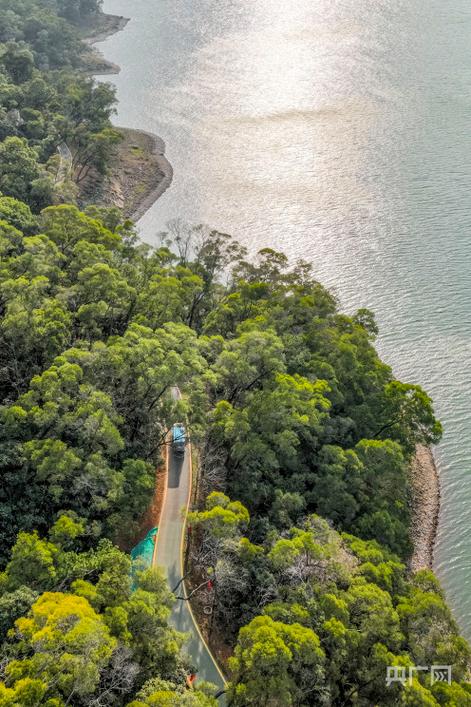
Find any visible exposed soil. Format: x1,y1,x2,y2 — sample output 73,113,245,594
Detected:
141,463,168,536
78,127,173,220
118,460,167,554
409,444,440,573
81,12,129,44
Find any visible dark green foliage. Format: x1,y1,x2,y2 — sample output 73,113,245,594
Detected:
0,206,205,555
192,497,470,706
0,198,454,704
0,12,460,693
0,194,37,232
0,517,188,704
0,0,118,211
198,246,441,557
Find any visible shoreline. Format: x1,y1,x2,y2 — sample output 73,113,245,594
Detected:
80,13,129,75
78,127,173,220
127,130,173,222
83,14,129,46
83,12,173,219
409,445,440,573
87,10,439,575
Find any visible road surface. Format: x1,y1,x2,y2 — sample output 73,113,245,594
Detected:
154,433,226,699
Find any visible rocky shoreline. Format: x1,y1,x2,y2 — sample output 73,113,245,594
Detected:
127,131,173,221
83,13,129,46
409,445,440,573
80,13,129,75
79,127,173,220
81,12,173,219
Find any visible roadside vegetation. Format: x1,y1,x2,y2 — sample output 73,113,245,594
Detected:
0,0,470,705
0,206,468,705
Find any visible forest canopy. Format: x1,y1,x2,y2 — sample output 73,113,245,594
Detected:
0,0,118,210
0,0,468,704
0,204,464,705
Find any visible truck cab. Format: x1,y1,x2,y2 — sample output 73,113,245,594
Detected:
172,423,186,456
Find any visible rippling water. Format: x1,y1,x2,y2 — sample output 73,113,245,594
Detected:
99,0,471,636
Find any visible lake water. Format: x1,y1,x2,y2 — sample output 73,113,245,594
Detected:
98,0,471,637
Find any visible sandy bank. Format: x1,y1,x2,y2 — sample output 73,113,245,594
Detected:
409,445,440,573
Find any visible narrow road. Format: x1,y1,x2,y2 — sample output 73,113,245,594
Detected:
154,420,226,699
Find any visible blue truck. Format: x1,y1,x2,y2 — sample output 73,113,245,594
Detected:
172,423,186,455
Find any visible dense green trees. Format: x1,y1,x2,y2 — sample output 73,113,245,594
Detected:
0,0,119,212
0,517,193,704
190,497,470,705
0,137,40,202
0,2,462,706
0,191,464,702
129,679,218,707
196,246,441,558
0,205,207,554
228,615,325,706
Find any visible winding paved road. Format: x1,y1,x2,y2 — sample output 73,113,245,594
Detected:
154,426,226,699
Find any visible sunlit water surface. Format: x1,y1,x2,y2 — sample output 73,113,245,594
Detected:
98,0,471,636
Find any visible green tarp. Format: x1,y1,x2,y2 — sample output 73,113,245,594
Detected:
130,527,158,586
